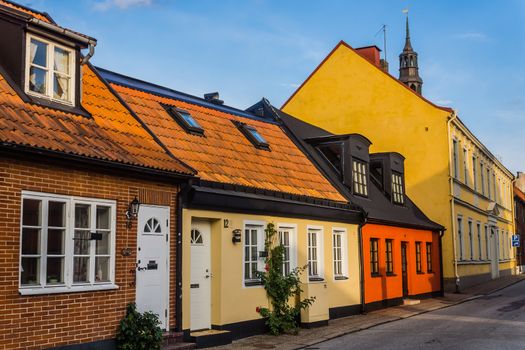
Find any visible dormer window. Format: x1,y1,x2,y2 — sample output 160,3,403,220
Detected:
233,121,270,150
25,34,75,105
392,172,405,204
352,159,368,196
164,105,204,136
317,143,343,175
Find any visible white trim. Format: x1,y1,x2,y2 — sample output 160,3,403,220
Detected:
307,225,324,282
277,223,297,275
242,220,266,288
332,227,348,281
19,191,116,294
24,33,76,106
19,284,118,296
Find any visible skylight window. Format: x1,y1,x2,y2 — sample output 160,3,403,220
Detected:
233,121,270,150
163,105,204,136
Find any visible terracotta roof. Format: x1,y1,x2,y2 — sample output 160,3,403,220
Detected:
0,0,51,22
104,72,346,202
0,65,194,175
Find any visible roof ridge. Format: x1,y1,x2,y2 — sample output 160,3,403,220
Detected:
97,66,278,125
281,40,453,113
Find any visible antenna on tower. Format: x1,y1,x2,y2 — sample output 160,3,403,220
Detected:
375,24,388,72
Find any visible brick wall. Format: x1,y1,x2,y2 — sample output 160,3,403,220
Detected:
0,156,180,350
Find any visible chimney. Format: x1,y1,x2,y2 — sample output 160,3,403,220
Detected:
355,46,381,68
204,92,224,105
380,58,389,73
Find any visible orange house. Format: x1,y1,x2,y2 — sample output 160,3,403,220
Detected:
256,102,445,310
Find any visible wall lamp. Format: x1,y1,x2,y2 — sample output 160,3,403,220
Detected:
232,229,242,244
126,196,141,229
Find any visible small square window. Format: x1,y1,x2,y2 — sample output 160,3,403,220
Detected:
163,105,204,135
233,120,270,150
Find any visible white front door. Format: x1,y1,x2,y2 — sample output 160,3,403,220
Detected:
490,226,500,279
190,219,211,331
136,205,169,329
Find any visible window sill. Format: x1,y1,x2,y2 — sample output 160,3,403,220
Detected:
334,276,349,281
371,273,382,278
19,283,119,296
308,277,325,283
244,281,263,287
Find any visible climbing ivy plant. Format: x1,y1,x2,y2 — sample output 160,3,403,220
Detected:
255,223,315,335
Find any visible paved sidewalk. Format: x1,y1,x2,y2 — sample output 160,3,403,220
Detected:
212,274,525,350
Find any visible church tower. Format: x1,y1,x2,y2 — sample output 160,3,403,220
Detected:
398,15,423,94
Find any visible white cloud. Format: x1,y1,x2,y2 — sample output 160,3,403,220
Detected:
454,32,489,41
94,0,152,11
280,83,300,89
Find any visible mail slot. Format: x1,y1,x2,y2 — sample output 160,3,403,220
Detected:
190,284,199,289
147,260,158,270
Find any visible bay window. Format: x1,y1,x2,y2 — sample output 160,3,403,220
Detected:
20,192,116,295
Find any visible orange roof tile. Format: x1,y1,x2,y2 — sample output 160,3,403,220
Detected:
111,83,346,202
0,0,51,22
0,65,194,175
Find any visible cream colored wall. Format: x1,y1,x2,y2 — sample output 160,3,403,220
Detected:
182,208,360,330
451,121,516,275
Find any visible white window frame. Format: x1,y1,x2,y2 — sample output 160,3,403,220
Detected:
457,216,464,261
392,172,405,204
307,225,324,282
332,228,348,280
468,219,474,260
24,33,76,105
19,191,117,295
277,223,297,276
242,220,265,287
352,159,368,197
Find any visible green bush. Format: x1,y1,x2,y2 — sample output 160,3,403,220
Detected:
256,223,315,335
116,303,163,350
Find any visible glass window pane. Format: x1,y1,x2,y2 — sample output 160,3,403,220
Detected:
22,228,40,255
251,230,257,245
96,206,110,230
95,257,110,282
48,201,65,227
53,74,69,101
46,257,63,284
30,39,47,66
23,199,41,226
29,66,47,94
74,230,91,255
73,257,89,283
181,112,201,129
96,232,109,255
75,204,90,228
251,247,257,260
53,47,69,73
47,229,64,255
21,257,40,285
244,247,249,262
244,263,250,279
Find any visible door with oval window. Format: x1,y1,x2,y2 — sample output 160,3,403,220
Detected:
190,219,211,330
136,205,169,330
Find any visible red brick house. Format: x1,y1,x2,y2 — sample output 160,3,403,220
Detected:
0,1,196,349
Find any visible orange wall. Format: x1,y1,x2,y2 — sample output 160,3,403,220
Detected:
363,224,441,304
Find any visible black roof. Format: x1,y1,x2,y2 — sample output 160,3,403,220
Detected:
248,99,444,232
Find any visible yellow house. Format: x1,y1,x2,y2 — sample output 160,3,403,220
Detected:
282,40,516,291
102,70,364,346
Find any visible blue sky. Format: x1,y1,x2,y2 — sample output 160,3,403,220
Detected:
23,0,525,172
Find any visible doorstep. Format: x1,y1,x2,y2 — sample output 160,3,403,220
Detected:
190,329,232,348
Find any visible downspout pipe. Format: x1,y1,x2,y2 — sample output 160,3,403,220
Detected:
175,182,191,332
447,110,460,293
438,230,445,297
511,176,519,273
358,211,368,314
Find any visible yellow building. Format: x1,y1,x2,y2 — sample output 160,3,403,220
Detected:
282,40,516,291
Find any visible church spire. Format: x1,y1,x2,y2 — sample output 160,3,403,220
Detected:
398,11,423,94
